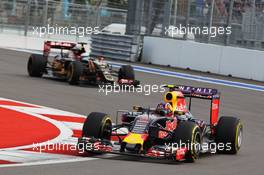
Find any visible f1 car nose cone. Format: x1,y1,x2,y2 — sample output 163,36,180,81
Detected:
0,107,60,149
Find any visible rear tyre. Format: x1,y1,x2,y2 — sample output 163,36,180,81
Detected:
82,112,112,140
27,54,47,77
173,121,201,162
67,61,83,85
118,65,135,80
216,116,243,154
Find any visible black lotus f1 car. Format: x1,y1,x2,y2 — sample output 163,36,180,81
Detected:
27,41,139,86
78,85,243,162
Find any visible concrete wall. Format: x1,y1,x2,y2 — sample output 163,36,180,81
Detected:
142,36,264,81
0,33,90,52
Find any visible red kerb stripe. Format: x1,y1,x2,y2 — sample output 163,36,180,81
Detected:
42,114,86,123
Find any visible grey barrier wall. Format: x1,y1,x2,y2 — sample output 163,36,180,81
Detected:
142,36,264,82
90,33,143,62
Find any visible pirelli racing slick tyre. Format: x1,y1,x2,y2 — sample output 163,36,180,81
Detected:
82,112,112,140
27,54,47,77
118,65,135,81
67,61,83,85
173,121,201,163
216,116,243,154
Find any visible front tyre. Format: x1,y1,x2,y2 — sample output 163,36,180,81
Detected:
216,116,243,154
173,121,201,162
118,65,135,81
82,112,112,140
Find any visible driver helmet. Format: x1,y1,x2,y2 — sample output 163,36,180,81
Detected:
72,45,83,55
174,91,188,115
156,102,173,116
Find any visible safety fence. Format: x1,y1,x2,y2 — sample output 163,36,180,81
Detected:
0,0,264,50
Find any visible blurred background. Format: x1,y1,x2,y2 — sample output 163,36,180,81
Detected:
0,0,264,50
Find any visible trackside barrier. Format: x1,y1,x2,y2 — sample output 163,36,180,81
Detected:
90,33,142,62
0,33,90,52
1,33,263,82
0,33,44,51
142,36,264,82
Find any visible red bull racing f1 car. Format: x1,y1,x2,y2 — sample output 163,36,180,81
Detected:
27,41,139,86
78,85,243,162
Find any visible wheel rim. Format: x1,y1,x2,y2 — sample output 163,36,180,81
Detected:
237,127,243,148
102,119,112,139
193,132,201,156
67,65,73,81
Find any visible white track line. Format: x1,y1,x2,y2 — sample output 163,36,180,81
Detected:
1,106,86,118
0,157,98,168
0,105,73,151
60,137,79,145
0,97,86,118
0,150,79,163
0,98,98,167
62,122,83,130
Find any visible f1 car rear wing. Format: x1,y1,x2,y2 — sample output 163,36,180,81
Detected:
164,85,220,126
164,85,220,99
43,41,76,56
44,41,76,50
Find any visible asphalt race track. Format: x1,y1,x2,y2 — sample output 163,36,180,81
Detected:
0,48,264,175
